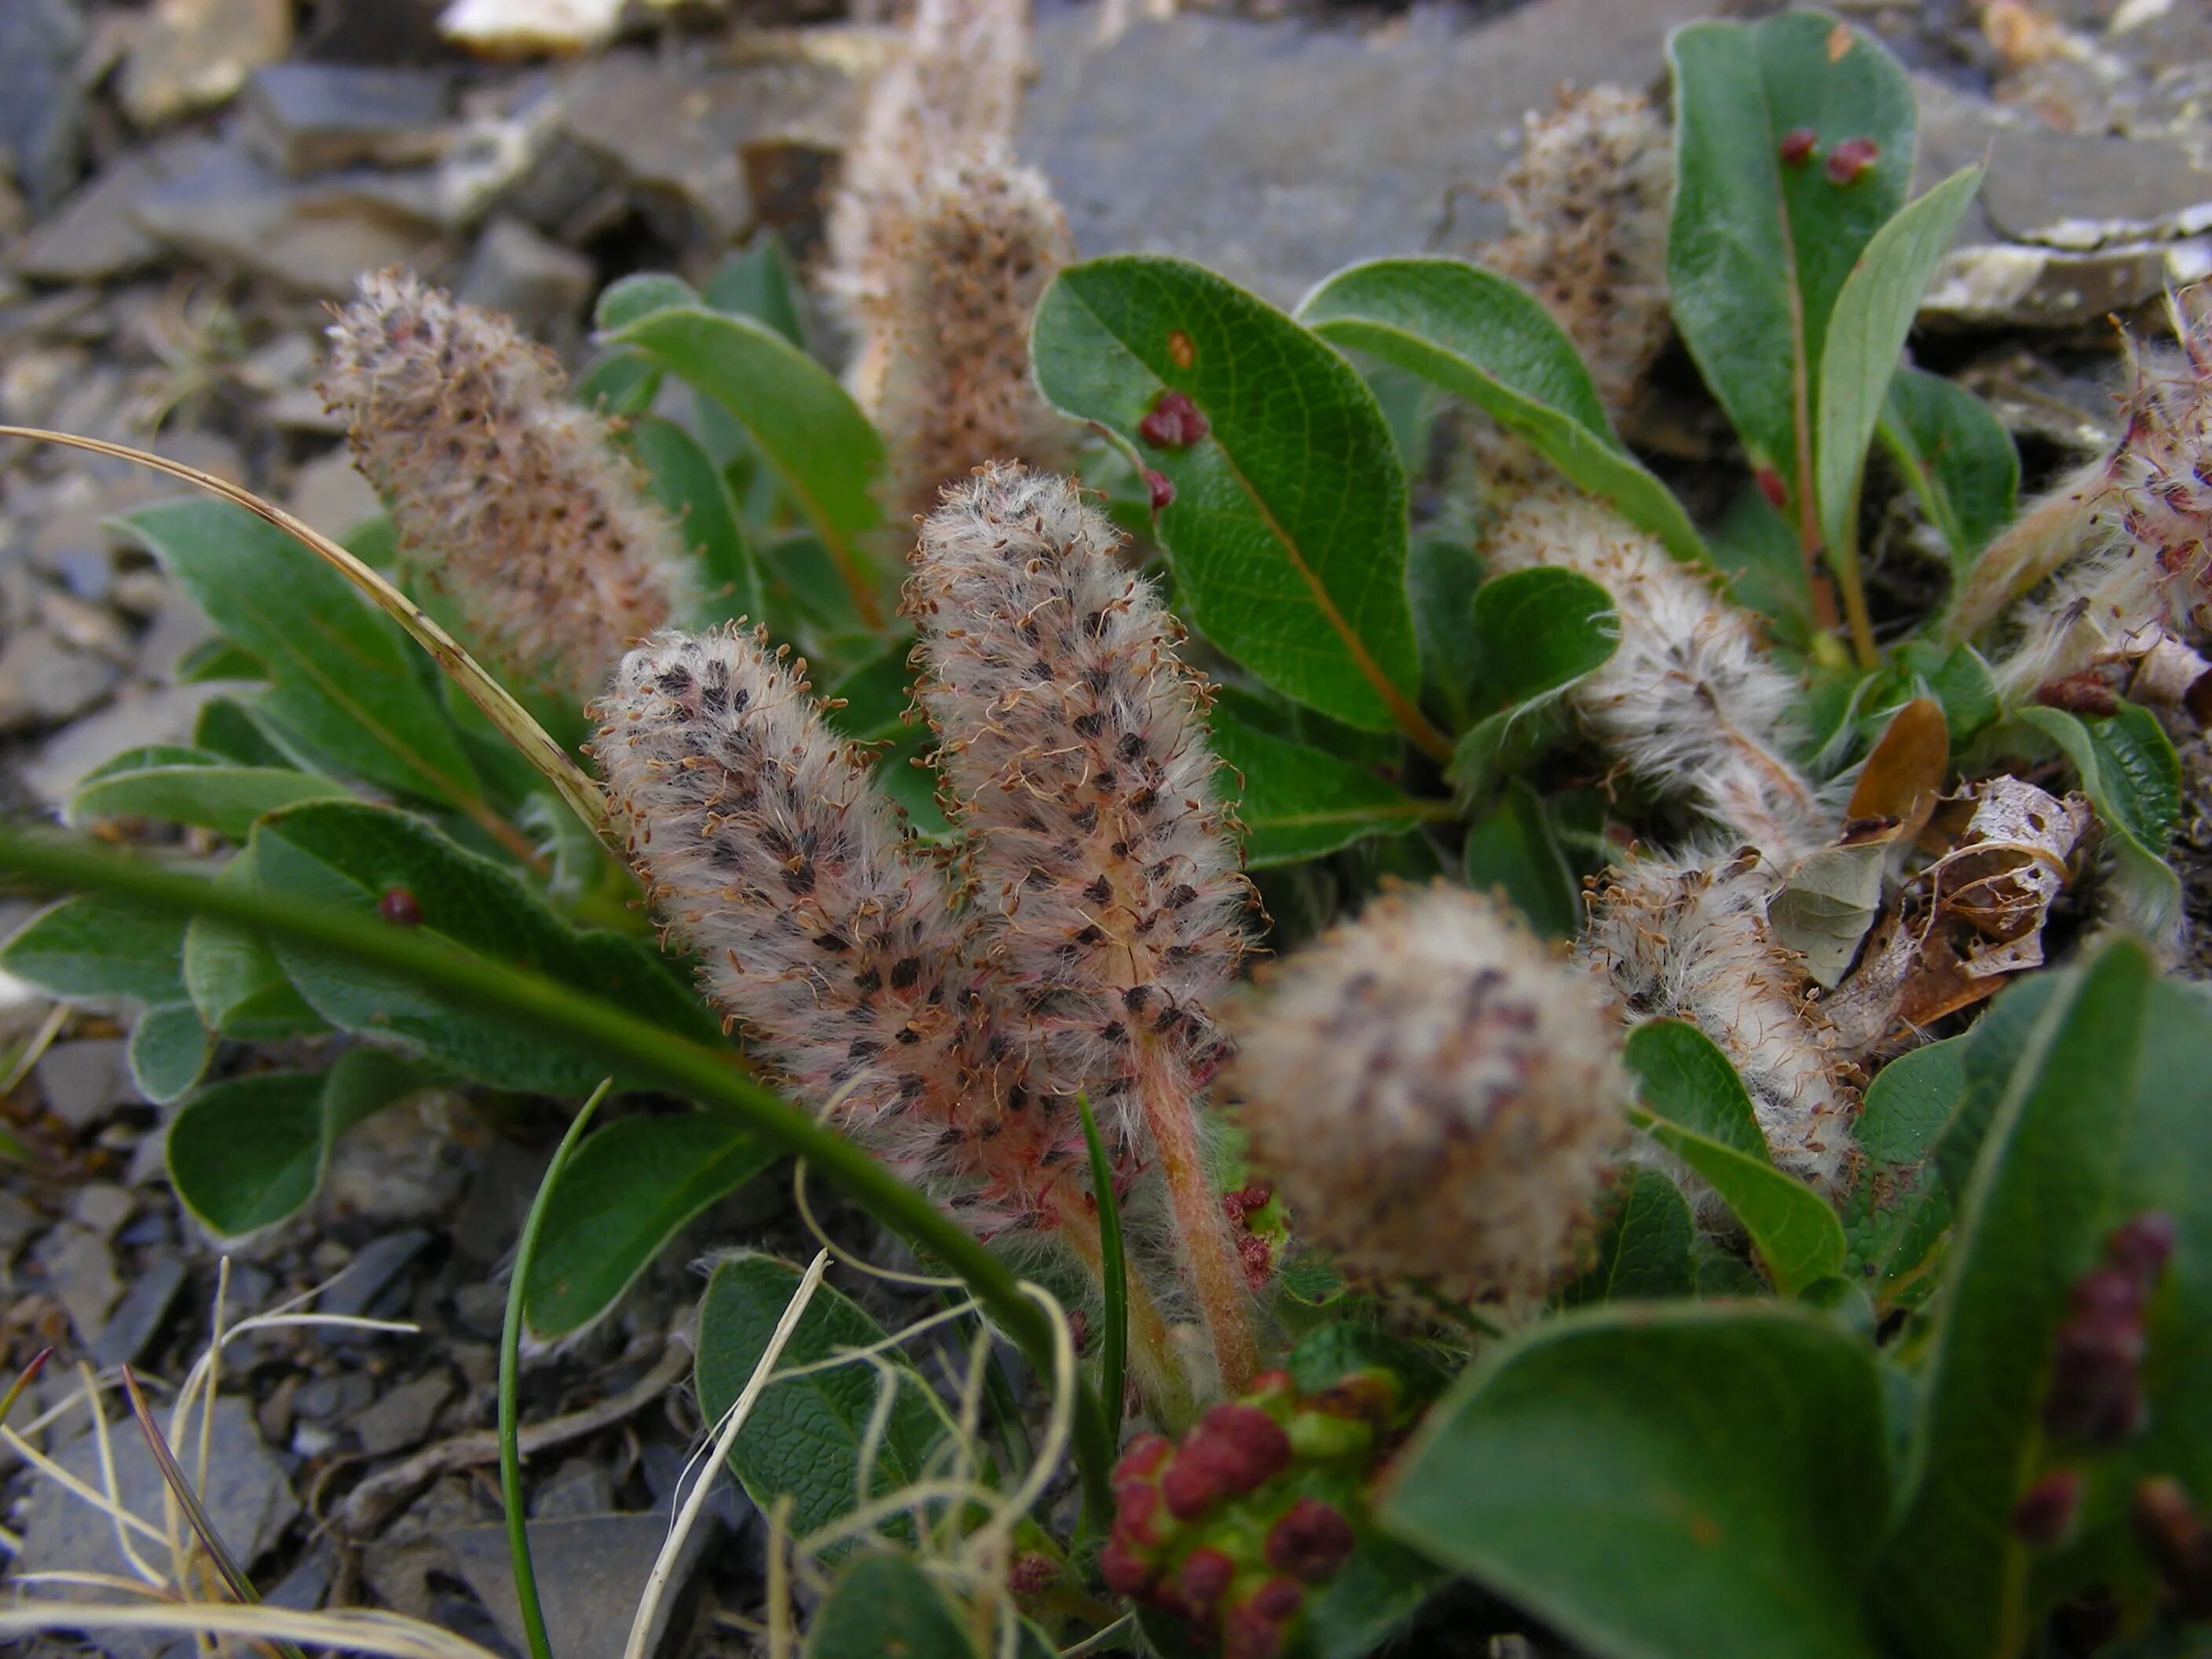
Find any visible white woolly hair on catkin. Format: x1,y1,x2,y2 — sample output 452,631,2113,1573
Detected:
905,463,1251,1142
1485,483,1827,865
1483,82,1673,416
589,625,1089,1240
1223,884,1631,1304
1581,844,1858,1192
1979,286,2212,699
319,269,697,705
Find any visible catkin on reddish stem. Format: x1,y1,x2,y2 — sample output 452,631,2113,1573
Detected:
907,463,1259,1391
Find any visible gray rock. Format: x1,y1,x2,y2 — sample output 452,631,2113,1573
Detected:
351,1369,454,1456
16,1397,298,1611
35,1038,140,1131
0,629,122,733
532,1456,616,1520
287,446,383,540
69,1181,135,1239
8,135,223,284
318,1228,432,1317
447,1512,714,1659
294,1371,377,1425
119,0,293,130
133,141,444,298
457,214,596,340
29,1221,119,1342
241,63,455,178
22,683,233,806
90,1249,186,1368
266,1540,337,1612
0,1188,42,1256
0,0,87,213
1021,0,1712,309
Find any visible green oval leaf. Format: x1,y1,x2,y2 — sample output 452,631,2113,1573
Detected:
1558,1164,1697,1308
805,1553,980,1659
522,1112,778,1340
70,749,350,840
1668,11,1917,510
1299,258,1706,564
1879,367,2018,576
1877,942,2152,1659
623,413,761,630
0,894,187,1005
606,306,884,622
1624,1019,1768,1157
1210,706,1440,868
694,1253,949,1540
1031,255,1423,736
1461,782,1582,939
1473,567,1621,707
127,1003,211,1106
1815,163,1985,562
120,499,485,812
1381,1303,1891,1659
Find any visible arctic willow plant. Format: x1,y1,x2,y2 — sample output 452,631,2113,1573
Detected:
8,5,2212,1658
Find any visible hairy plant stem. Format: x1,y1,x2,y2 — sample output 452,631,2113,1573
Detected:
1140,1040,1258,1394
1063,1202,1192,1428
0,827,1115,1526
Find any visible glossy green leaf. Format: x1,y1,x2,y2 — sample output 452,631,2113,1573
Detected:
2015,701,2182,935
1031,255,1421,733
1558,1163,1697,1308
593,272,700,331
694,1253,948,1540
624,413,761,628
1210,706,1438,868
193,697,293,768
1815,164,1985,562
1300,258,1705,562
606,306,883,611
181,844,331,1041
126,1003,211,1105
1462,781,1581,939
1448,568,1619,800
1879,367,2018,574
805,1553,979,1659
70,747,349,840
573,349,661,419
121,499,484,811
1382,1303,1891,1659
703,236,807,348
166,1048,442,1236
0,895,186,1005
1895,639,1998,745
248,800,716,1091
1405,534,1486,727
1624,1019,1767,1157
1668,11,1917,508
522,1112,778,1340
1878,943,2152,1659
1840,1034,1964,1307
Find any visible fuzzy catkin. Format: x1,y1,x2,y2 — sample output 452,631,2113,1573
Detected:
1485,484,1826,865
320,272,696,705
1483,83,1672,416
1979,286,2212,698
906,464,1251,1134
1582,846,1857,1191
591,626,1082,1239
1224,884,1630,1304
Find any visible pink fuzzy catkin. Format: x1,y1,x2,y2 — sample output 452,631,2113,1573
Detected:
906,463,1258,1388
320,271,695,705
591,625,1084,1239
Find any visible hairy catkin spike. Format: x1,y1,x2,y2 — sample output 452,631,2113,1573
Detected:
1486,484,1826,864
860,152,1075,525
908,463,1258,1387
320,271,696,705
1225,884,1630,1304
1970,286,2212,698
590,626,1080,1239
1483,83,1672,416
1582,846,1858,1191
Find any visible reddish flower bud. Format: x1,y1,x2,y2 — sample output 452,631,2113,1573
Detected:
1144,467,1176,511
379,887,423,926
1163,1404,1292,1517
1239,1229,1276,1289
2045,1265,2149,1444
1236,1181,1273,1212
1247,1577,1305,1620
2011,1470,2082,1547
1755,466,1790,511
2108,1213,2177,1287
1009,1552,1057,1596
2132,1477,2212,1616
1779,127,1818,167
1139,390,1210,449
1266,1496,1357,1580
1112,1478,1167,1549
1825,137,1880,185
2069,1266,2148,1333
1099,1538,1153,1598
1177,1546,1237,1616
1223,1606,1285,1659
1115,1432,1174,1484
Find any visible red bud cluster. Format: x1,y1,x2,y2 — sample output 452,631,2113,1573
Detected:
2042,1213,2174,1445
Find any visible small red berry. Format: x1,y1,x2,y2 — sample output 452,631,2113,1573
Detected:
1164,1404,1292,1517
1265,1496,1357,1580
1009,1552,1057,1595
1099,1538,1153,1598
1779,127,1818,167
1177,1546,1237,1616
2012,1470,2083,1547
1223,1606,1286,1659
379,887,423,926
1755,466,1790,511
1139,390,1210,449
1236,1181,1273,1213
1247,1577,1305,1620
1826,136,1880,185
1114,1432,1174,1484
2108,1214,2177,1287
1238,1230,1276,1289
1144,467,1176,511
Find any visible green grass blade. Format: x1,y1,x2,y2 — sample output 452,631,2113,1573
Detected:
1077,1095,1126,1448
